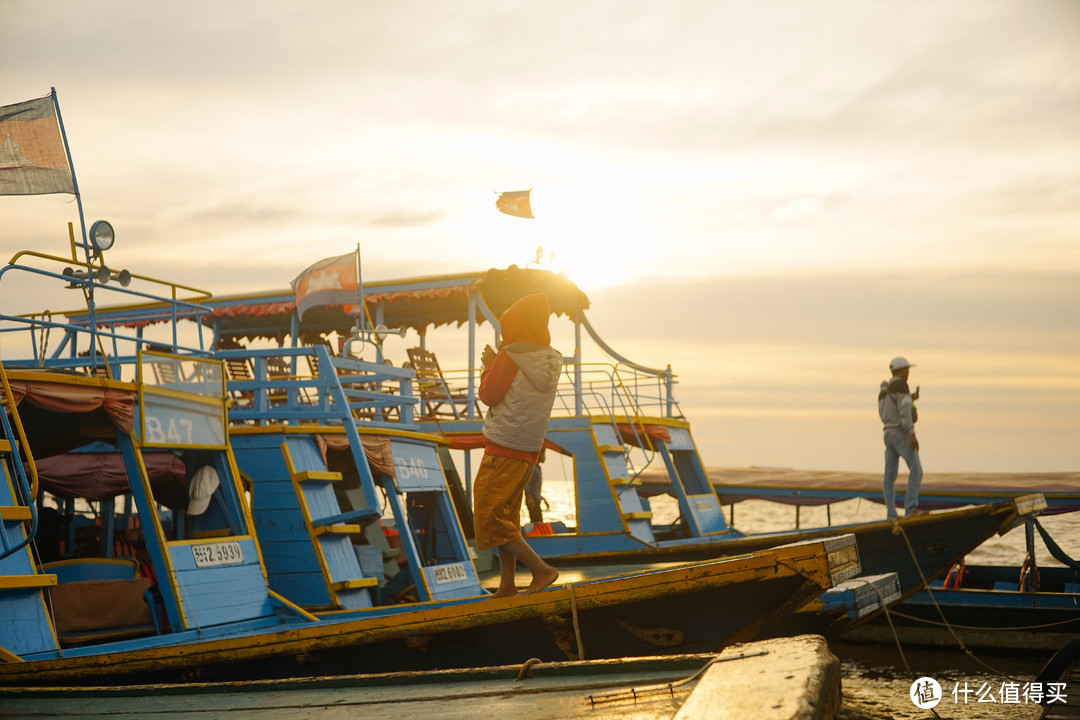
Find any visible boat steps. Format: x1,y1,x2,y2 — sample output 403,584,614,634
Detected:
331,577,379,592
310,508,380,528
294,469,344,483
0,506,32,522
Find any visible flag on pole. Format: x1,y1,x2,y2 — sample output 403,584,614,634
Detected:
0,95,75,196
291,250,360,318
495,189,533,219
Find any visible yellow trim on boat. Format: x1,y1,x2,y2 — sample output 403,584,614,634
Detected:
0,506,31,522
0,645,24,663
0,574,56,590
266,589,319,622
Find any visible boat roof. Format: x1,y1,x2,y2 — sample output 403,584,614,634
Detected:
68,266,591,343
638,466,1080,514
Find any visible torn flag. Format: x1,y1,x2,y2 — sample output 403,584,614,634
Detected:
291,250,360,318
495,189,533,219
0,95,75,196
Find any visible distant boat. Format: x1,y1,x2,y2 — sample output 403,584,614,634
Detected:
841,517,1080,652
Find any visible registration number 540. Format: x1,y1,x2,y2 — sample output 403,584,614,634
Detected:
192,541,243,568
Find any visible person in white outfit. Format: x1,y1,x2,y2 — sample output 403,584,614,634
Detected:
878,357,924,519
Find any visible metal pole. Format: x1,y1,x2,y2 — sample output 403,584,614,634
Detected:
50,88,98,365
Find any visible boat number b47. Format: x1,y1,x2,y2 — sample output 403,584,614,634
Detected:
145,415,195,445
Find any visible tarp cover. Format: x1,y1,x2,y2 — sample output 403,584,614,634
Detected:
36,451,187,501
203,267,589,342
637,466,1080,513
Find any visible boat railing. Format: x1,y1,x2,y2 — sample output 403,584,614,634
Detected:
438,360,681,422
0,251,214,380
555,362,682,420
216,345,419,429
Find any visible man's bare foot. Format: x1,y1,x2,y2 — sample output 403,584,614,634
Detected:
490,586,519,599
524,566,559,594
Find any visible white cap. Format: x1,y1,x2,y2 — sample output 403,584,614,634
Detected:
889,357,915,372
187,465,220,516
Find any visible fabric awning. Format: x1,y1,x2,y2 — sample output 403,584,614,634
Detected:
7,379,134,434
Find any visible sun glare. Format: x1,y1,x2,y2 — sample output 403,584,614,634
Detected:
520,183,662,291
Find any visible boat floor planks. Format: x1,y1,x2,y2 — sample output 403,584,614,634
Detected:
0,635,841,720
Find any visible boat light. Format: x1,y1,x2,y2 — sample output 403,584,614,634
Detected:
89,220,115,254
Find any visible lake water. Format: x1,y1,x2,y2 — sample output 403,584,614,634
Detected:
534,472,1079,719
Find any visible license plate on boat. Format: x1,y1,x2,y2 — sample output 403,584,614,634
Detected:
432,562,467,584
192,541,244,568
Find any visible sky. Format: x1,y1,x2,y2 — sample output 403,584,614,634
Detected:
3,0,1079,473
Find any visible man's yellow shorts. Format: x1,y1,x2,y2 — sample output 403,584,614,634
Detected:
472,454,533,551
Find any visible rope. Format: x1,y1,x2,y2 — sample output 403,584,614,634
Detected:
515,657,543,681
1034,518,1080,573
893,521,1027,684
881,523,942,719
565,582,586,660
585,651,768,705
884,609,1080,632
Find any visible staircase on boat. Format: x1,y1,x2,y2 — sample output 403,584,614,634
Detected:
221,344,483,607
0,362,57,660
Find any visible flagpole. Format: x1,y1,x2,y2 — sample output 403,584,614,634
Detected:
49,88,89,264
354,243,367,333
49,87,105,370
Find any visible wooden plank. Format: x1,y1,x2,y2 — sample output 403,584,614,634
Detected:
0,574,57,590
331,577,379,591
607,477,641,486
294,470,343,483
0,506,31,522
314,524,362,536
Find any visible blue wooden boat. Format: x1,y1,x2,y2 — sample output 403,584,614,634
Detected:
0,635,844,720
0,234,860,686
663,467,1080,651
131,265,1048,640
841,517,1080,651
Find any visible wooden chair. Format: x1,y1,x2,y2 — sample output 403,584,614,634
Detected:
406,347,481,420
222,355,255,407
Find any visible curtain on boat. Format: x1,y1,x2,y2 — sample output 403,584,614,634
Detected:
7,379,134,434
35,452,188,501
318,433,396,478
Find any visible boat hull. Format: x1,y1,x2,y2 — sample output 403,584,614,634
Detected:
526,498,1035,636
0,540,843,686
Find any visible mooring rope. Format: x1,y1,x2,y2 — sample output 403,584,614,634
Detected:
881,522,945,719
885,609,1080,632
893,520,1032,687
515,657,543,681
565,582,586,660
